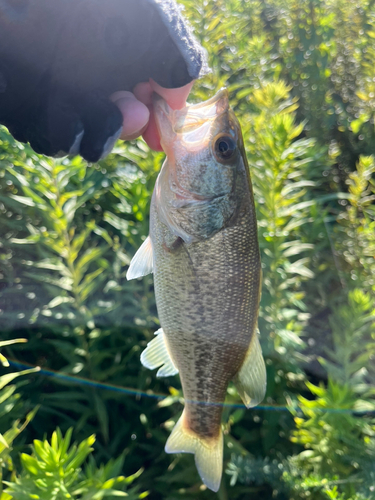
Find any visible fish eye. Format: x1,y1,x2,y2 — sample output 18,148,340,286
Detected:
214,135,237,162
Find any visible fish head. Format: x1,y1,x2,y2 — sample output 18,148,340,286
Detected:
153,88,248,242
153,88,243,199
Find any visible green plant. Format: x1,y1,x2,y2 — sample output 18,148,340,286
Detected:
336,155,375,292
4,428,147,500
290,289,375,497
0,340,39,500
1,0,375,498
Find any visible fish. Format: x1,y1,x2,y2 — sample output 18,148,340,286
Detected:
127,88,266,492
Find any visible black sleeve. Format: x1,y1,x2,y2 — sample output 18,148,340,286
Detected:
0,0,208,161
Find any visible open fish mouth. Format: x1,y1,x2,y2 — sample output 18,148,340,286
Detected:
153,88,230,139
172,87,229,133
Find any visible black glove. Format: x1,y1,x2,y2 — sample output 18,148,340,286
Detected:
0,0,207,161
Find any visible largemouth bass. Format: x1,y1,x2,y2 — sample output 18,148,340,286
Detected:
127,88,266,492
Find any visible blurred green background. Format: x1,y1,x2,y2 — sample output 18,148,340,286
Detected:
1,0,375,498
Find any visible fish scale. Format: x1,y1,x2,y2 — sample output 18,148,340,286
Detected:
127,88,266,492
151,193,261,424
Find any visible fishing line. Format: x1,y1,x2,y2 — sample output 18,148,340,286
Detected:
6,359,373,416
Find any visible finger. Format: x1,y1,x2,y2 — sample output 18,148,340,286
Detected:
110,91,149,140
142,108,163,151
133,81,153,107
133,81,162,150
150,79,194,110
133,80,194,109
133,80,194,151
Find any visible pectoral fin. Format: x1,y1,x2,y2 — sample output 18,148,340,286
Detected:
233,330,266,408
126,236,153,280
140,328,178,377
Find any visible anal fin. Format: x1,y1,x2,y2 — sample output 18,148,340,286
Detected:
126,236,153,280
233,329,266,408
140,328,178,377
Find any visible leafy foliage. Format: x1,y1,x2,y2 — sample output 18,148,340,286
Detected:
4,428,146,500
245,81,324,359
0,340,39,500
1,0,375,498
336,155,375,291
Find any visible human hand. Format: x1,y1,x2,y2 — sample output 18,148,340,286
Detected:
0,0,205,161
111,79,193,152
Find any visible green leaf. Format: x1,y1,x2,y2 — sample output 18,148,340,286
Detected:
0,368,40,390
76,247,106,275
20,454,39,475
47,296,74,308
9,194,35,207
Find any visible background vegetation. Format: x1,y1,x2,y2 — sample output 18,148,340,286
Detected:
1,0,375,498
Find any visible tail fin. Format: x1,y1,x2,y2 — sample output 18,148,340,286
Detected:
165,411,223,492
